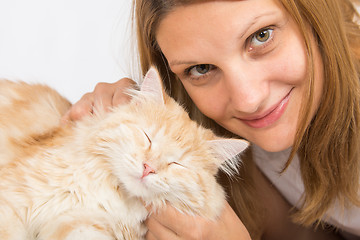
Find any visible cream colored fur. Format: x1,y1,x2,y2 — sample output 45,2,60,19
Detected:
0,68,248,239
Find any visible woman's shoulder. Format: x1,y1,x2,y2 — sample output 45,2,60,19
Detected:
252,144,360,238
252,144,304,207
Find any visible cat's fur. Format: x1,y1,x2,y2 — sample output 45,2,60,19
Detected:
0,67,248,240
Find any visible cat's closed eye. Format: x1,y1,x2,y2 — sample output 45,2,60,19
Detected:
143,131,152,145
168,162,186,168
132,126,152,148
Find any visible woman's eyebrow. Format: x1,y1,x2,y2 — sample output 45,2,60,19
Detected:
169,60,198,67
168,11,278,68
237,10,278,40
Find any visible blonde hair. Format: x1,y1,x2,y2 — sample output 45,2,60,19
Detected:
280,0,360,225
132,0,360,237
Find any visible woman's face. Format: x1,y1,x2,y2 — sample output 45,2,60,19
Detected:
156,0,324,152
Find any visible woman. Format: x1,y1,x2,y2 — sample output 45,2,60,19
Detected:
63,0,360,239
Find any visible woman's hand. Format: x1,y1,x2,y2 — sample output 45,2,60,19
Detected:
145,202,251,240
61,78,136,123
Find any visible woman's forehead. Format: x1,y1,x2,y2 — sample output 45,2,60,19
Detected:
156,0,285,61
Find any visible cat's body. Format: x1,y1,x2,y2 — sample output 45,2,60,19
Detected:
0,68,248,240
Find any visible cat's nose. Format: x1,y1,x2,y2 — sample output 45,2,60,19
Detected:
142,163,155,178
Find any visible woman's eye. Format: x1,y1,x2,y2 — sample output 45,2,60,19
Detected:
188,64,212,77
250,28,274,48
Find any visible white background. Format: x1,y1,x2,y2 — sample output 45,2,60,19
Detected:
0,1,359,104
0,0,133,103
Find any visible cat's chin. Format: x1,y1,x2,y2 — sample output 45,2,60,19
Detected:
123,176,168,200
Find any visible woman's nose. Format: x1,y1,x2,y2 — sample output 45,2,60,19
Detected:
223,67,269,114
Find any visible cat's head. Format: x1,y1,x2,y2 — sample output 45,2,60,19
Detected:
92,67,248,219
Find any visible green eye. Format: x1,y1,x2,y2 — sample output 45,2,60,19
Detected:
255,29,270,42
188,64,212,77
251,28,273,47
193,64,210,75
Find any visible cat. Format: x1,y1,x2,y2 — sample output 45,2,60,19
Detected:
0,67,248,240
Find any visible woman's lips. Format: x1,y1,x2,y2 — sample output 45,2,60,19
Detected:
239,89,293,128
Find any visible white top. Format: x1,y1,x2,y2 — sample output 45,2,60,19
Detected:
252,144,360,240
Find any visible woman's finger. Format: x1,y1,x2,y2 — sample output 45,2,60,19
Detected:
149,204,198,235
145,216,180,240
112,78,136,106
61,92,94,123
60,77,136,123
145,230,157,240
92,82,117,112
92,78,136,111
148,202,251,240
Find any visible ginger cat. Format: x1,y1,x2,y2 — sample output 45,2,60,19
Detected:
0,67,248,239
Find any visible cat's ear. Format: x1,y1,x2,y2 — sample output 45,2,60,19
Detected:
140,66,165,104
208,138,249,175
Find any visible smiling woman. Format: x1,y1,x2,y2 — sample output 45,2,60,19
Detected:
156,0,316,152
64,0,360,239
